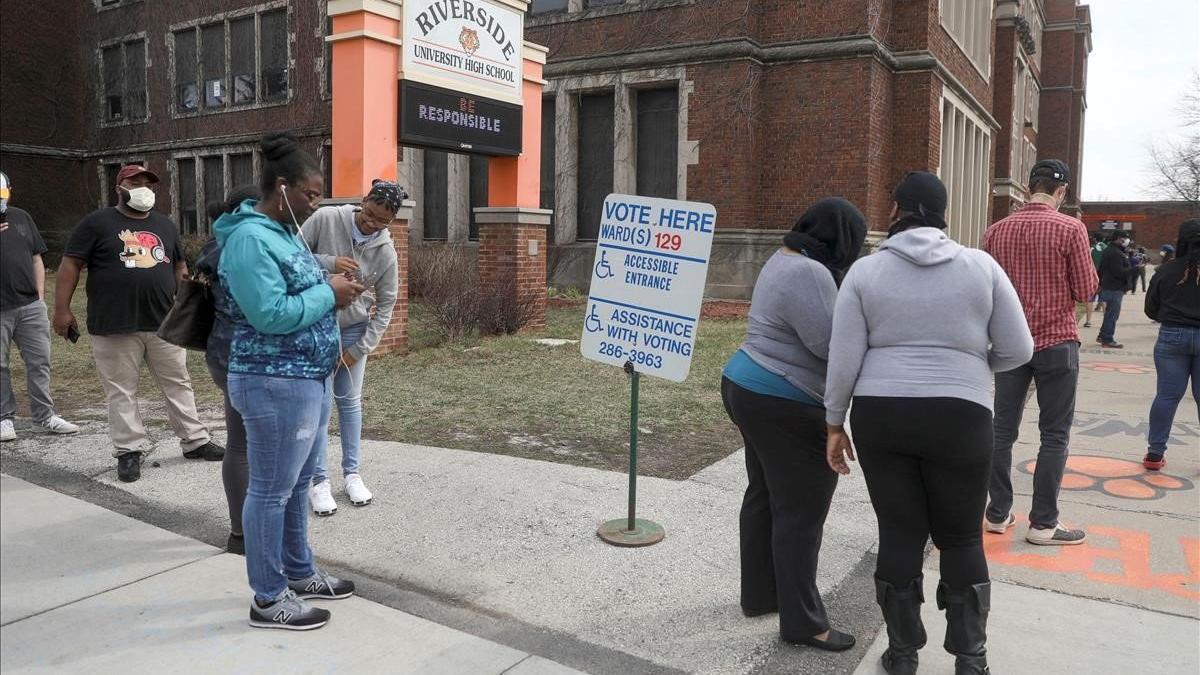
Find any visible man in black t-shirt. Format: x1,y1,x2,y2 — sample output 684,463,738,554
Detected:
0,171,79,442
54,164,224,482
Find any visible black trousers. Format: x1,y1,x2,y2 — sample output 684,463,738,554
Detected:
851,397,992,590
208,362,249,536
721,377,837,639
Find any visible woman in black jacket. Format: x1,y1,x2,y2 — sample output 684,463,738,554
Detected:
1142,219,1200,470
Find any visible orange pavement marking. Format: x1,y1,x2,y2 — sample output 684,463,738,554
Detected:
1102,478,1158,500
983,517,1200,601
1145,474,1185,489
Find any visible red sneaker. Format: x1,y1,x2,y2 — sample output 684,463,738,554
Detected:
1143,454,1166,471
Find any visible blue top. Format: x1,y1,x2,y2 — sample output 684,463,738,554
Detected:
723,349,822,407
214,200,339,380
195,239,235,373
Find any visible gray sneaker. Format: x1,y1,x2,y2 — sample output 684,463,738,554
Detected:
288,568,355,600
1026,522,1086,546
248,589,330,631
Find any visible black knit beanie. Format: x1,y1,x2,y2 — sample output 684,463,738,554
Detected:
889,171,948,236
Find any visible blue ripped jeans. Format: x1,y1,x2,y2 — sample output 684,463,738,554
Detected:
314,322,368,483
229,373,331,602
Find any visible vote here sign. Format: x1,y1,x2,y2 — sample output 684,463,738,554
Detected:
581,194,717,383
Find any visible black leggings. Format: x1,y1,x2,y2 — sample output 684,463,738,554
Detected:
851,397,992,590
208,363,249,536
721,377,838,639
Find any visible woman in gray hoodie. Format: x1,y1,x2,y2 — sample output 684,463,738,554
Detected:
301,179,405,516
824,172,1034,675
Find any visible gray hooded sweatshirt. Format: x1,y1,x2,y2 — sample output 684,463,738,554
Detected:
824,227,1034,426
300,204,399,361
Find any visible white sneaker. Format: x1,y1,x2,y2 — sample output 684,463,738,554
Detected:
0,420,15,442
984,514,1016,534
344,473,373,506
310,480,337,516
39,415,80,435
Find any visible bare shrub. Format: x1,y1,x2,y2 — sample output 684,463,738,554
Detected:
477,277,541,336
410,245,481,340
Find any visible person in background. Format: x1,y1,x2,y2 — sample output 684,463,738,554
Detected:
0,171,79,442
826,172,1034,675
196,185,260,554
983,159,1098,547
301,179,404,516
216,132,364,631
53,164,223,482
1090,234,1108,318
1097,231,1132,348
1128,246,1148,294
1142,219,1200,471
721,197,867,652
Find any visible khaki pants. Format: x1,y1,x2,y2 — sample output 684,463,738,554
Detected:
91,332,209,457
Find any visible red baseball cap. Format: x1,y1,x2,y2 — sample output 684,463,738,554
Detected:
115,164,160,184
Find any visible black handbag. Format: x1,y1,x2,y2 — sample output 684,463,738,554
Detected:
157,277,215,351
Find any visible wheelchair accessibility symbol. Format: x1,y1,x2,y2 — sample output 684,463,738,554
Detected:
585,305,603,333
594,251,614,280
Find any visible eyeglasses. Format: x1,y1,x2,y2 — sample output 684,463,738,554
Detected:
356,208,392,228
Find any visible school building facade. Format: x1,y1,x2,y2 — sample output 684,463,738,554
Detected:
0,0,1093,298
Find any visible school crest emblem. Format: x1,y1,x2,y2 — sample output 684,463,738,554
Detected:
459,27,480,55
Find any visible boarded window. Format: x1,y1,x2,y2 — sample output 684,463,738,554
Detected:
177,158,198,234
576,93,614,241
423,150,449,240
230,153,254,192
469,155,489,240
175,30,199,112
230,17,256,104
260,9,288,102
635,87,678,199
125,41,147,120
531,0,568,13
540,96,556,235
102,45,123,120
202,156,225,229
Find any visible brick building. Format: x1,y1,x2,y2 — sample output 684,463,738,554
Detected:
1081,201,1200,260
0,0,1094,298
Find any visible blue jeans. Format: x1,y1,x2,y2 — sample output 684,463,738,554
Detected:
1148,325,1200,456
1097,289,1125,343
229,373,331,602
314,322,368,483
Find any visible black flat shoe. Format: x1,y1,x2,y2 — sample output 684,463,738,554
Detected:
742,606,778,618
226,532,245,555
184,441,226,461
117,452,142,482
785,628,856,652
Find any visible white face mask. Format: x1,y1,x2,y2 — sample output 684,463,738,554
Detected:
121,186,155,212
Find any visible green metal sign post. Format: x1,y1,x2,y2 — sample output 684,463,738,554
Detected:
597,361,665,547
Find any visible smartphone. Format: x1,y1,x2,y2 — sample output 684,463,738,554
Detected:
66,324,80,343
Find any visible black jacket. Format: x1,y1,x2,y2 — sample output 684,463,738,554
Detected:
1099,244,1130,291
1145,258,1200,328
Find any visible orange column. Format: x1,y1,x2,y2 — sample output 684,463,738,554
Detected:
488,46,548,208
328,1,402,197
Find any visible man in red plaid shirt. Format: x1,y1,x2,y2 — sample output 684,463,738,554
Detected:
982,159,1098,547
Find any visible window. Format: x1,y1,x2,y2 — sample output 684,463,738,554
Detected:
635,87,678,199
100,38,147,123
531,0,568,13
469,155,489,240
1010,59,1027,184
940,0,992,75
178,158,198,234
172,7,289,115
576,92,615,240
174,150,259,234
539,96,556,233
423,150,449,240
939,91,992,248
323,15,333,98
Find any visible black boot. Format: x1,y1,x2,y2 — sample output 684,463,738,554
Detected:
875,576,926,675
937,581,991,675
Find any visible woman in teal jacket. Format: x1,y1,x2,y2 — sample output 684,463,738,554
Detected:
215,132,363,631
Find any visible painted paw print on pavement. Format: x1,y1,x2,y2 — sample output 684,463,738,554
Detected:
1080,361,1152,375
1019,455,1193,500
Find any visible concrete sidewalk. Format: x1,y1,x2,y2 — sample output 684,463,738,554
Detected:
0,474,583,675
